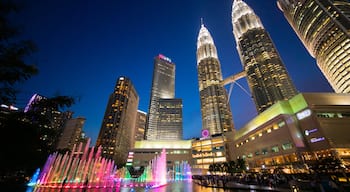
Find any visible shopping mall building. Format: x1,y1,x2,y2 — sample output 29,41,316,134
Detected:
229,93,350,173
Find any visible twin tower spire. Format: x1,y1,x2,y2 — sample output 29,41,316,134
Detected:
196,0,298,135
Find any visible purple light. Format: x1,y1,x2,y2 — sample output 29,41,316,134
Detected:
202,129,209,138
24,94,45,112
305,128,318,136
310,137,325,143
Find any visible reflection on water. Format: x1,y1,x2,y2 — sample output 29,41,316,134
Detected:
26,181,248,192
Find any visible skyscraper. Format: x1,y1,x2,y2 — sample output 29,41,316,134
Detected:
231,0,298,113
24,93,73,153
134,110,146,141
158,98,183,140
145,54,183,140
57,116,85,151
277,0,350,93
196,22,234,136
96,76,139,164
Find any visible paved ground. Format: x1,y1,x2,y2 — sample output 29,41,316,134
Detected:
193,180,291,191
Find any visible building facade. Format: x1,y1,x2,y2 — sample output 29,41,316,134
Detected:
56,116,86,151
130,140,192,172
277,0,350,93
230,93,350,172
24,93,73,153
145,54,183,140
196,23,235,136
158,98,183,140
135,110,147,141
191,134,230,175
96,76,139,165
231,0,298,113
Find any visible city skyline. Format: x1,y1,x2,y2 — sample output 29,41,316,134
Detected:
14,0,333,144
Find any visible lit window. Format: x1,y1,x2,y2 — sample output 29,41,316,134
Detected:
271,146,279,153
282,143,293,150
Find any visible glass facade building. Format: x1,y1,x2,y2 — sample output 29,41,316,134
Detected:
196,23,234,136
158,98,183,140
135,110,146,141
145,54,183,140
96,76,139,164
232,0,298,113
56,117,85,151
277,0,350,93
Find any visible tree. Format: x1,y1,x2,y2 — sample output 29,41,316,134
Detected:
222,162,229,174
0,1,76,182
236,158,246,172
209,164,214,174
0,96,75,180
227,160,236,175
0,0,38,105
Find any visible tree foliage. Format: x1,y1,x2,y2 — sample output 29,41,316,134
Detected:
208,159,247,175
0,0,38,105
0,1,76,181
0,96,75,177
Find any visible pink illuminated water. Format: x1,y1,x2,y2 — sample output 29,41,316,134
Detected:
28,139,117,188
28,146,191,190
150,148,167,186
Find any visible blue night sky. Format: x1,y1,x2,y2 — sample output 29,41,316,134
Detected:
14,0,333,145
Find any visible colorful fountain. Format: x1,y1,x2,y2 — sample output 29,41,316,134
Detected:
27,139,117,188
173,161,192,181
28,142,191,190
150,148,167,186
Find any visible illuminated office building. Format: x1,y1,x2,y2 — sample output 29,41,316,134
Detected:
145,54,183,140
158,98,183,140
96,77,139,164
134,110,146,141
57,117,85,151
196,22,234,136
231,0,298,113
24,93,73,153
277,0,350,93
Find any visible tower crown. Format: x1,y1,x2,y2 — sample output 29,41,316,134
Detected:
197,23,215,49
232,0,263,41
196,22,218,64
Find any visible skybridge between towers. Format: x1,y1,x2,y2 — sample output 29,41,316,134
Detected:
221,71,246,86
221,70,250,101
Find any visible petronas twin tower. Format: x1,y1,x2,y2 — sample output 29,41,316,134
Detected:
196,22,235,136
196,0,298,136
